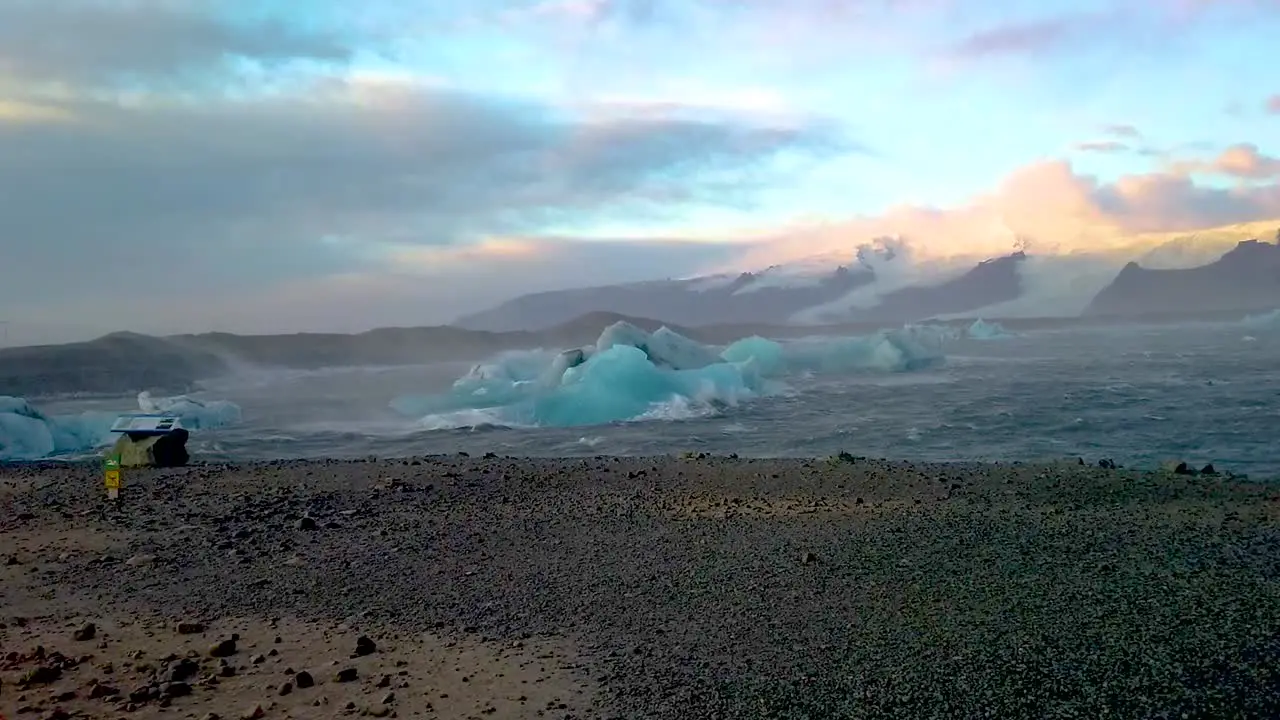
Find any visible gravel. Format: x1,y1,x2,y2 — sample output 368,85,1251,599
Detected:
3,454,1278,719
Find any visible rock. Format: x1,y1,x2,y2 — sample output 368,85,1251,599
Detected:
251,654,266,665
354,636,376,657
162,681,192,698
177,621,205,635
241,704,264,720
125,554,156,566
294,671,314,689
297,517,317,530
334,667,358,683
20,665,61,686
128,684,155,702
88,683,119,699
209,637,238,658
3,554,19,566
166,658,200,682
73,622,96,641
1201,463,1218,475
381,691,396,704
366,706,391,718
1161,460,1193,475
278,681,293,696
800,551,817,565
201,714,221,720
376,674,391,688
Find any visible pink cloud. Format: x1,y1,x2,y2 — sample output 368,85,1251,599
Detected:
1169,143,1280,179
1267,95,1280,114
728,158,1280,270
949,17,1084,58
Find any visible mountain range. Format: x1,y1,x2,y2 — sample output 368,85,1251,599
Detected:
460,221,1280,331
3,223,1278,398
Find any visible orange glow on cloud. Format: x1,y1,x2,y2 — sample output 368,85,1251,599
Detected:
0,100,74,123
388,237,546,272
722,159,1280,273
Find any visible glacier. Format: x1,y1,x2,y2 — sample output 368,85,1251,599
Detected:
0,392,243,461
391,321,947,429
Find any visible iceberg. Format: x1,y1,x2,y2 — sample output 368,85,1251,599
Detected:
0,396,115,461
391,321,946,429
1240,308,1280,328
1,392,243,461
136,391,243,429
966,318,1014,340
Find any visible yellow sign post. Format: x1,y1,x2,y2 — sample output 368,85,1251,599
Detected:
104,455,121,500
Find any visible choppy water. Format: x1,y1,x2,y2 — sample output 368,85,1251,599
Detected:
37,319,1280,478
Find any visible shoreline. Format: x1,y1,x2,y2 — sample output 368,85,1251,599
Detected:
3,450,1267,477
4,455,1279,718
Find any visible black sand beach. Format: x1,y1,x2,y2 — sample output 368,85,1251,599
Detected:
3,455,1279,719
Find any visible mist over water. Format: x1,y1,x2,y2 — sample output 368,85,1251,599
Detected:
24,315,1280,478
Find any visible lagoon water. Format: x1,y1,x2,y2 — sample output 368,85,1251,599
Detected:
19,316,1280,478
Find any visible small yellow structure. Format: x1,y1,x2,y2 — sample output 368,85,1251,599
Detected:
104,455,121,500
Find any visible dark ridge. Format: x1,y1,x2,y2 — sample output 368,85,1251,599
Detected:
1084,238,1280,317
845,251,1027,322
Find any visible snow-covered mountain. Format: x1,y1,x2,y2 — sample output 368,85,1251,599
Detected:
454,221,1280,331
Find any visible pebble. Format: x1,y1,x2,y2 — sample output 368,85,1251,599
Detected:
5,455,1278,720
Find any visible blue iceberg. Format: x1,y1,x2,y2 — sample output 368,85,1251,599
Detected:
391,321,946,430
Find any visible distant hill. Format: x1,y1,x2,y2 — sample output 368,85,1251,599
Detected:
0,332,227,399
1084,238,1280,317
0,312,831,398
452,265,874,332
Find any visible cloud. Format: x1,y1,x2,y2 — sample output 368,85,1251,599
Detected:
944,2,1280,63
1102,124,1142,139
727,159,1280,271
1267,95,1280,114
0,72,837,324
949,16,1089,59
1074,140,1130,154
0,1,352,88
170,237,752,335
1169,143,1280,179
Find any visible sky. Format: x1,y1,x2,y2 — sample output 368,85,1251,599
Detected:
1,0,1279,343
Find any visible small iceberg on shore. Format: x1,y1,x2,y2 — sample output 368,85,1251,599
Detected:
1,392,243,461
